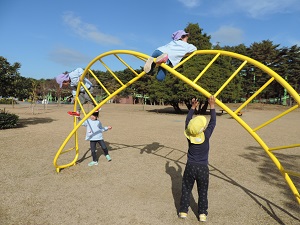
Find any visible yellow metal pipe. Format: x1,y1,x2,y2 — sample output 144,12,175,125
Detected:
99,59,124,86
54,64,146,171
114,54,139,76
194,53,220,83
88,69,111,96
236,77,275,113
60,147,76,155
53,49,300,204
80,81,98,106
160,53,300,204
269,143,300,151
215,60,247,97
284,173,300,204
283,170,300,178
253,104,298,132
173,51,197,70
196,50,300,105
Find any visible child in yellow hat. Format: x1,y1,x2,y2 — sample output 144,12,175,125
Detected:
178,96,216,222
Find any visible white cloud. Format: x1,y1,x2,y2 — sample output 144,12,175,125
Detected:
63,12,122,46
48,47,90,67
209,0,300,18
233,0,300,18
177,0,201,8
211,26,244,46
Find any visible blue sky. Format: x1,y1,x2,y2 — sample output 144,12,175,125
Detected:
1,0,300,80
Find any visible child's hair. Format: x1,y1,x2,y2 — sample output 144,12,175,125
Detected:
180,34,188,40
92,111,99,118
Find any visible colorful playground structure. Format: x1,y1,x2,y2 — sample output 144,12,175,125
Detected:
53,50,300,204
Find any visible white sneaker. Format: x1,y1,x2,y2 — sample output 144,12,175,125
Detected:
143,57,154,73
178,212,187,219
199,214,207,222
105,155,112,162
88,161,98,166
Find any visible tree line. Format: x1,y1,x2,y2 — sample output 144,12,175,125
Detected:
1,23,299,112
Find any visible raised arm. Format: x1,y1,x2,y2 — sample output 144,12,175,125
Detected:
208,96,215,109
205,96,216,138
185,98,199,129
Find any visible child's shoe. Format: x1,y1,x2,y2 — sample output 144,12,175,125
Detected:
88,161,98,166
199,214,207,222
178,212,187,219
105,155,112,162
156,53,168,64
143,57,155,74
67,111,80,117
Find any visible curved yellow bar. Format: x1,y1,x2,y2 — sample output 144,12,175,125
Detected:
53,49,300,204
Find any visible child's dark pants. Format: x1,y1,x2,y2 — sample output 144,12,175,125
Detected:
90,140,109,162
179,161,209,216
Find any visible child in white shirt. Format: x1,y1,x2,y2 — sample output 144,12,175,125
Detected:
79,111,112,166
144,30,197,81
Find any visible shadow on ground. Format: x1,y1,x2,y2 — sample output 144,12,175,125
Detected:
16,117,55,128
69,140,300,223
106,141,300,223
240,146,300,213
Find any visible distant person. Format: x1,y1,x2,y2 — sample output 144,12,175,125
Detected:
56,68,96,117
78,111,112,166
143,30,197,81
178,96,216,222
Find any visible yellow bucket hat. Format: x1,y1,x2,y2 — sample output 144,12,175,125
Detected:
184,116,207,144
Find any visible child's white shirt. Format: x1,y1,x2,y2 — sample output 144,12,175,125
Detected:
157,40,197,66
82,119,108,141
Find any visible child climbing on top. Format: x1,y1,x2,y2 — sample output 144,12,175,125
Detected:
143,30,197,81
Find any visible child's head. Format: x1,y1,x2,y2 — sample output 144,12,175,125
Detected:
90,111,99,120
172,30,189,41
180,34,189,42
56,73,70,88
184,116,207,144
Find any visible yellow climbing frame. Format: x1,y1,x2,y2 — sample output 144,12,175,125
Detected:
53,50,300,204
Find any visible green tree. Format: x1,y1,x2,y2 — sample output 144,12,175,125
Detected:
14,76,33,100
247,40,282,99
0,56,21,98
185,22,212,50
283,45,300,92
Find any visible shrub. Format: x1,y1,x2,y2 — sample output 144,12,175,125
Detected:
0,98,18,104
0,110,19,129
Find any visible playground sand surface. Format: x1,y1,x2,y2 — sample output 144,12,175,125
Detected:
0,102,299,225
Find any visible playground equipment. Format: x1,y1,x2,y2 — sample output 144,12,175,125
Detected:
53,50,300,204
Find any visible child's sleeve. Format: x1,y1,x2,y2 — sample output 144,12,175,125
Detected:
79,118,87,127
98,121,109,132
205,109,216,138
102,126,109,132
185,108,195,129
187,43,197,53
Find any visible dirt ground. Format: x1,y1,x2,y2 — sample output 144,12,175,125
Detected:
0,102,299,225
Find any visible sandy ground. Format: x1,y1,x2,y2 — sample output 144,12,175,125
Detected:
0,102,299,225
